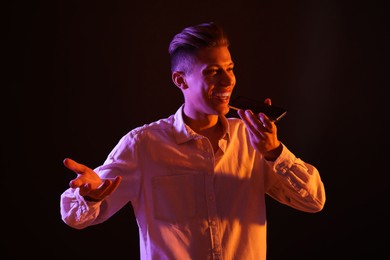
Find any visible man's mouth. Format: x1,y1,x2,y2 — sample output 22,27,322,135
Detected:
212,92,231,102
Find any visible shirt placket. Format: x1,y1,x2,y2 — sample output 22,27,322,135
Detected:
201,138,222,260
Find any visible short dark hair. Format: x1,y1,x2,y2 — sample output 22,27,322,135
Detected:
168,22,230,73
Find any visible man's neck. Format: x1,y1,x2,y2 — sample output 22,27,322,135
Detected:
183,112,219,134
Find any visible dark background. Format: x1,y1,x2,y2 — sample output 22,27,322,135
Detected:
5,0,389,259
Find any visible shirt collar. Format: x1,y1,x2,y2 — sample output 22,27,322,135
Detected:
173,104,231,144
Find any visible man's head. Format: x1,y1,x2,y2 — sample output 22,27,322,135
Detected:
169,22,236,119
168,22,230,74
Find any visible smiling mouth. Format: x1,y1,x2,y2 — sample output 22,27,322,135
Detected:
212,92,231,102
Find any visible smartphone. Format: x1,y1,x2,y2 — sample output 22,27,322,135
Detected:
229,96,287,122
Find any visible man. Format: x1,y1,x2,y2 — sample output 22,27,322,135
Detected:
60,21,326,260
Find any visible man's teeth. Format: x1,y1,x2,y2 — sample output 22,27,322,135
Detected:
213,93,230,100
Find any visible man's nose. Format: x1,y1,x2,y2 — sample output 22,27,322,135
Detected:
220,71,235,86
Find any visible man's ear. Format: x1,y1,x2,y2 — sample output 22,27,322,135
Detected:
172,71,188,89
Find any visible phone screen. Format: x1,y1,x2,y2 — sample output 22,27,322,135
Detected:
229,96,287,122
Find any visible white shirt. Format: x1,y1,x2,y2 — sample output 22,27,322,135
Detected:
60,105,326,260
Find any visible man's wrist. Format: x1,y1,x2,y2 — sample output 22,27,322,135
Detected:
84,196,102,202
263,143,283,161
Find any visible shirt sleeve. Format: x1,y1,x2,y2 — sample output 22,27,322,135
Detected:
60,187,102,229
60,132,141,229
263,144,326,213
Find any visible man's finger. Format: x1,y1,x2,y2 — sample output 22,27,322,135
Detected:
99,176,123,198
63,158,88,174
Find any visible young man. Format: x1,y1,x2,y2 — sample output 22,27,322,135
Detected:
60,22,326,260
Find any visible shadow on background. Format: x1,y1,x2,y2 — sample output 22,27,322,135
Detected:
5,0,388,259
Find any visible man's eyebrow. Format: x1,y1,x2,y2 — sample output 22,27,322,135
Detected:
206,62,235,68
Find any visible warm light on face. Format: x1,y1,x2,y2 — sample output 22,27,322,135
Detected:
182,46,236,118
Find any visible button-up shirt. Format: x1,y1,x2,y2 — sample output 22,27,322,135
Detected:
60,105,326,260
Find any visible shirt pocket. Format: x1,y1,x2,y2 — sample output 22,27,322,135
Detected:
152,173,199,223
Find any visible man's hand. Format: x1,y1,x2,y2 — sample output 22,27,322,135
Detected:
237,98,282,161
63,158,122,201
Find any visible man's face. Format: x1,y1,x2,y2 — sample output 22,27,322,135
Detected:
183,46,236,119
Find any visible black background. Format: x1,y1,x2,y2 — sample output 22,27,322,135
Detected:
5,0,389,259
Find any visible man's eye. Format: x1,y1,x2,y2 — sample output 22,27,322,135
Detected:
205,67,233,76
205,69,219,75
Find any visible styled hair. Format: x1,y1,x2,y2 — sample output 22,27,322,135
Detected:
168,22,230,73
